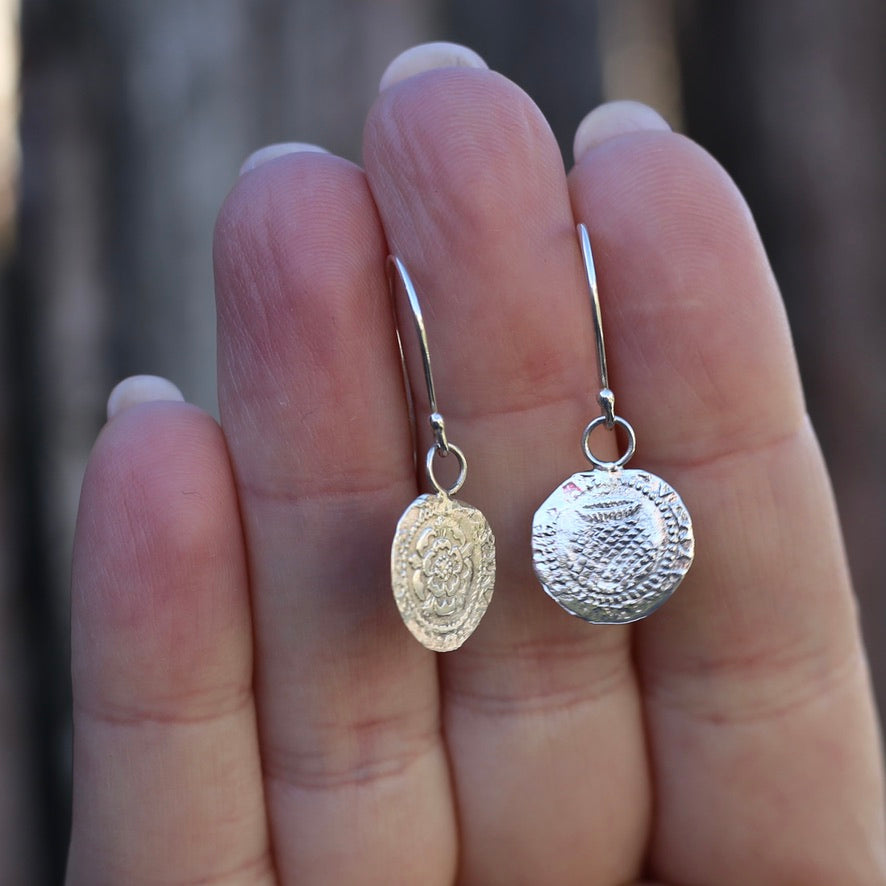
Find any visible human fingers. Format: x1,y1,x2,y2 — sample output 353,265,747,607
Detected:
568,117,886,881
214,147,455,881
364,53,648,884
67,383,271,883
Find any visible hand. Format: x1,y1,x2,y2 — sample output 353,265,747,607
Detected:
66,43,886,885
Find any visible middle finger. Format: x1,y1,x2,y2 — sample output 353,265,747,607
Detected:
364,62,648,884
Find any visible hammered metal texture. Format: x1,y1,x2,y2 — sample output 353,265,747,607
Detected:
532,469,693,624
392,493,496,651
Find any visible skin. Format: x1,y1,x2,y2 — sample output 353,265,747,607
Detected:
66,53,886,885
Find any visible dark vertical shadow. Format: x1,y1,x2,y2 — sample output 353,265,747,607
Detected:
444,0,603,163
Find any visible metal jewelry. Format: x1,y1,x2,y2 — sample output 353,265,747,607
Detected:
531,224,694,624
388,257,496,651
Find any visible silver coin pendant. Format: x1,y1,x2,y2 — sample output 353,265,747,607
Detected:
392,492,496,652
532,468,694,624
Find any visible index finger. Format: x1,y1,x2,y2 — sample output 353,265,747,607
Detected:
568,127,886,881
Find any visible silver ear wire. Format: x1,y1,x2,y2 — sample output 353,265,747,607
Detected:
576,223,637,471
387,255,467,493
387,256,449,455
577,223,615,429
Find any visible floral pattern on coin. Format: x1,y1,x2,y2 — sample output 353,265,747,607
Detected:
532,469,693,624
392,493,495,651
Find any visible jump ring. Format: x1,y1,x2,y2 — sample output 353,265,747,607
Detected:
581,415,636,470
426,442,467,496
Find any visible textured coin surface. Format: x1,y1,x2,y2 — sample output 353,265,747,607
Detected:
532,469,693,624
392,493,496,652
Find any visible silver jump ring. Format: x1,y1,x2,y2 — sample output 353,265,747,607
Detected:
581,415,636,470
426,442,467,496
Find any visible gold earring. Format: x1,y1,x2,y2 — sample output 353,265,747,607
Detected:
388,256,496,651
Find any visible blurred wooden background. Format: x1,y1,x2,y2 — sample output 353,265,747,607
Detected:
2,0,884,881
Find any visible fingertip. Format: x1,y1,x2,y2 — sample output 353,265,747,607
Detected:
239,142,329,175
573,100,671,164
568,129,804,464
379,42,488,92
75,397,243,685
107,375,185,421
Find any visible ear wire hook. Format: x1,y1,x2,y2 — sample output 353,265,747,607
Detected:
576,223,637,470
387,255,467,495
388,255,448,454
577,223,616,429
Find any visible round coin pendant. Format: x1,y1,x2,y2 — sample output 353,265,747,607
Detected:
532,468,694,624
392,492,496,652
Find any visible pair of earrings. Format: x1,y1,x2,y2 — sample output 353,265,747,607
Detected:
389,224,695,652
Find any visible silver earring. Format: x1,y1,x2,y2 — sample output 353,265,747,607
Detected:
531,224,694,624
388,257,496,651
